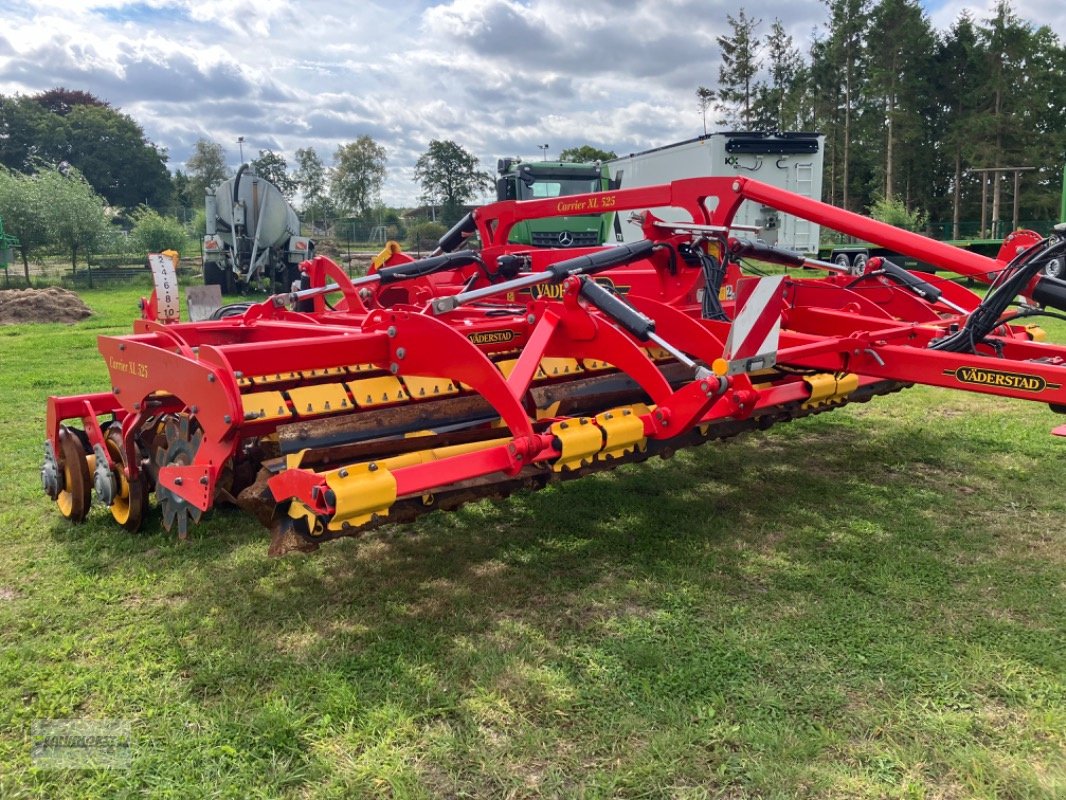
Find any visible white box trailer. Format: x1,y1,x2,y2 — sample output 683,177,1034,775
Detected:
608,132,824,254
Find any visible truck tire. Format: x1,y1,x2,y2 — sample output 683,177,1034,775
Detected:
204,260,226,288
849,252,870,276
209,263,236,294
832,252,851,269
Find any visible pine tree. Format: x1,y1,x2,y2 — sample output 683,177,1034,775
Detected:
866,0,936,205
935,12,985,237
972,1,1036,236
716,10,762,128
820,0,871,210
753,19,804,131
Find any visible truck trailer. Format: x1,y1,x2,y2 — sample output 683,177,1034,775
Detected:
608,132,824,255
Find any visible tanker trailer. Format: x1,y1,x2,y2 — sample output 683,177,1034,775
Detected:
202,165,314,292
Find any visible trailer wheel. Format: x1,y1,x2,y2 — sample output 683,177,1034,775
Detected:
1044,257,1065,280
852,253,869,275
832,252,851,269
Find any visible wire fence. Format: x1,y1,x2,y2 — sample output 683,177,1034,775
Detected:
2,255,188,289
925,219,1057,240
1,238,392,290
153,206,433,243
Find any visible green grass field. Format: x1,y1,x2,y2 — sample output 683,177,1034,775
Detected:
0,287,1062,798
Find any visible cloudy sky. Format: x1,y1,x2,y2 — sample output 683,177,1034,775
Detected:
0,0,1062,206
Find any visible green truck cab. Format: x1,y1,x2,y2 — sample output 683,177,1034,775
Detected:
495,158,616,248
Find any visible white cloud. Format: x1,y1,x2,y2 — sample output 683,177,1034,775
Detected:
0,0,1062,206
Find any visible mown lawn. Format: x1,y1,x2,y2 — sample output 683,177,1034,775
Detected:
0,286,1062,798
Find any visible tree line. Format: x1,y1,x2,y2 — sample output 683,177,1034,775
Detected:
172,136,496,237
0,87,505,277
6,0,1064,275
706,0,1066,236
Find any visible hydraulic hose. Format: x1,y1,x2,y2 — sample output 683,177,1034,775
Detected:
1031,275,1066,312
698,250,729,322
930,236,1066,353
727,237,805,268
876,259,943,304
433,213,478,255
375,251,481,284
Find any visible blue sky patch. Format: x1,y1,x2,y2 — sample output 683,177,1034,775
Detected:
97,2,189,26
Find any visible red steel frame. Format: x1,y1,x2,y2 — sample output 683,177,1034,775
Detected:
43,177,1066,537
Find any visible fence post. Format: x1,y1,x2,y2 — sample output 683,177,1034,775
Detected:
1061,164,1066,223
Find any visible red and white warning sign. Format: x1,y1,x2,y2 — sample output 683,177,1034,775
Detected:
720,275,784,375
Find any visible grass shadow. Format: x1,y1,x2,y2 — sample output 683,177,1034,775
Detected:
18,407,1065,797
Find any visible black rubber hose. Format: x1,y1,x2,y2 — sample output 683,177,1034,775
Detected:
931,237,1066,353
878,259,943,304
699,251,729,322
232,164,248,206
545,240,656,282
209,302,253,320
376,251,481,284
436,213,478,254
727,237,805,268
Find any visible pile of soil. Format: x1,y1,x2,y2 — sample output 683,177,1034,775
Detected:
0,287,93,325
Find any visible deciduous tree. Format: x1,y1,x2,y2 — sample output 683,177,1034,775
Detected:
41,165,110,269
414,140,489,225
0,90,170,208
294,147,332,229
331,136,387,218
696,86,715,135
559,145,617,163
250,149,297,198
32,87,109,116
0,96,54,173
0,167,48,281
170,169,194,210
186,138,231,201
63,103,171,207
130,207,187,254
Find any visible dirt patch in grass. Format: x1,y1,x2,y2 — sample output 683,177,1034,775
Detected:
0,287,92,325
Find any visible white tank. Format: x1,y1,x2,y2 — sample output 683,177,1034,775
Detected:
213,167,299,248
